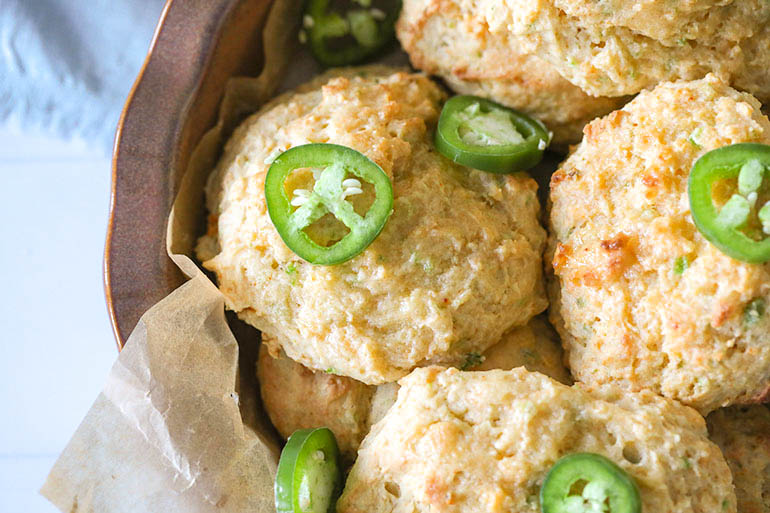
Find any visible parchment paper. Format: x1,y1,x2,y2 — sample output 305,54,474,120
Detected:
40,272,279,512
40,0,305,509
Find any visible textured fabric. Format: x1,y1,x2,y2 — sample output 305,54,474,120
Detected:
0,0,165,153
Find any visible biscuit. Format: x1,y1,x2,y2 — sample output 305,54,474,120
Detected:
396,0,628,145
707,406,770,513
199,66,547,384
257,317,571,461
548,75,770,413
338,367,736,513
477,0,770,101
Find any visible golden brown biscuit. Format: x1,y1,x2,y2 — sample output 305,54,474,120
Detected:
338,367,736,513
475,0,770,101
257,341,377,462
198,66,547,385
257,317,571,461
707,406,770,513
548,75,770,413
396,0,628,145
473,316,572,384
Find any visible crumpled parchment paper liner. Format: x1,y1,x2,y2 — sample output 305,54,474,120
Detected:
40,0,303,508
41,273,280,512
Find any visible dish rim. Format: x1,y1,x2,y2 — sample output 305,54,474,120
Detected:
105,0,255,349
105,0,175,350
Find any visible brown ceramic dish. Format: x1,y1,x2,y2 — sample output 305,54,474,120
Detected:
106,0,274,348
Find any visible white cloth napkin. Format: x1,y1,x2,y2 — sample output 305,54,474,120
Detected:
0,0,165,154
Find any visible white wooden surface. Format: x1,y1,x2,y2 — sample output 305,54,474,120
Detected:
0,126,118,512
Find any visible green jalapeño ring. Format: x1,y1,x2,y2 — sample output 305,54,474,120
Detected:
435,95,551,174
275,428,342,513
688,143,770,263
265,143,394,265
303,0,401,67
540,453,642,513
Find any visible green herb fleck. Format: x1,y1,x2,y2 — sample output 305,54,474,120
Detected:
325,367,337,374
673,256,690,275
722,499,730,510
640,207,658,221
576,297,586,308
688,127,703,149
743,298,766,327
677,37,688,46
411,253,436,275
461,352,485,370
682,457,692,469
284,262,298,285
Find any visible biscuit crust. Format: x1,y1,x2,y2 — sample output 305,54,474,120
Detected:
548,75,770,413
707,406,770,513
338,367,736,513
396,0,627,145
198,67,547,384
257,317,571,461
476,0,770,101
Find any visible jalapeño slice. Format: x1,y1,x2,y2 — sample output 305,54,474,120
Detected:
301,0,401,67
540,453,641,513
265,143,393,265
688,143,770,263
435,95,550,174
275,428,342,513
